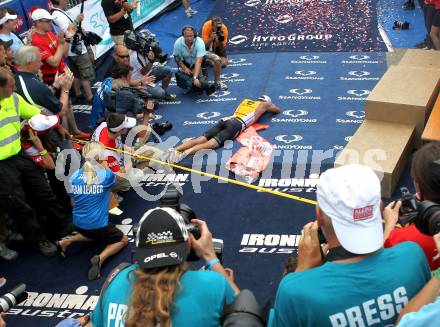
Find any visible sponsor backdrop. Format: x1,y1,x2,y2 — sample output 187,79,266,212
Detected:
2,51,400,326
212,0,387,53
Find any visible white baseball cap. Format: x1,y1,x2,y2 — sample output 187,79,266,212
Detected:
28,114,60,132
0,13,18,25
108,115,136,132
317,164,383,254
31,9,56,22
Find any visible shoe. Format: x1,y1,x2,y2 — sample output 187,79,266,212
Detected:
36,238,57,256
414,41,427,48
88,255,101,280
215,81,228,91
0,242,18,260
163,93,176,102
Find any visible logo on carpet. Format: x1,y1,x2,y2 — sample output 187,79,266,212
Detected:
244,0,261,6
290,55,327,64
275,134,303,143
239,233,301,254
338,89,370,101
340,71,379,81
279,88,320,100
335,110,365,124
257,173,320,193
342,54,382,64
220,73,245,83
286,70,324,80
197,112,222,120
272,110,317,123
196,90,237,104
289,88,312,95
228,58,252,67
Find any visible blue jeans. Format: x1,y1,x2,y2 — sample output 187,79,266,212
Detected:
145,65,175,99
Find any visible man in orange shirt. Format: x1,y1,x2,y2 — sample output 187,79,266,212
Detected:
202,16,228,68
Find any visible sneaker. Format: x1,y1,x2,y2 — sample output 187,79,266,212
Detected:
88,255,101,280
36,238,57,256
0,242,18,260
5,230,24,243
215,81,228,91
185,9,193,17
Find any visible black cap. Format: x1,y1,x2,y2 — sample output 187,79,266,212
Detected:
134,207,190,269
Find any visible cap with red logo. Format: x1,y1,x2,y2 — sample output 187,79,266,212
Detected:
317,164,383,254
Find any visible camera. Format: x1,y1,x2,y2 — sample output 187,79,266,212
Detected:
0,283,28,313
215,20,225,42
159,184,224,262
393,21,410,30
402,0,415,10
124,29,168,64
70,33,83,56
152,121,173,136
398,187,440,236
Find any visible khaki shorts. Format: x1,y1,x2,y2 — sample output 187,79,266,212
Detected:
203,52,222,67
111,35,125,46
68,53,95,81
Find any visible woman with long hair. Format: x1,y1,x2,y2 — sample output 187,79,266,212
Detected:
90,207,239,327
56,141,128,280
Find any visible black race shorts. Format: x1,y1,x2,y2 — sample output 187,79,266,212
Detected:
204,118,242,145
75,223,124,244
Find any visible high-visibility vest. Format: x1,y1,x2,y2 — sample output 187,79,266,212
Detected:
0,93,40,160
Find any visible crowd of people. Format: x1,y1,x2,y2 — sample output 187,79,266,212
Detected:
0,0,439,326
406,0,440,49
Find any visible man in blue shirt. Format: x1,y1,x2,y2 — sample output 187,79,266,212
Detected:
173,25,226,93
270,164,431,327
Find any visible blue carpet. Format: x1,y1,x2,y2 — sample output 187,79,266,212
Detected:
1,0,427,325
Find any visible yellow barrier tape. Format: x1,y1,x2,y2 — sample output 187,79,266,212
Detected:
72,137,317,205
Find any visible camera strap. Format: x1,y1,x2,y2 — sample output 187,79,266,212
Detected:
325,246,360,262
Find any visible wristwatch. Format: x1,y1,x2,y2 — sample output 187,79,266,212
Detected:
193,76,198,80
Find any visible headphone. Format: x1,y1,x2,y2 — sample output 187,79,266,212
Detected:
181,25,197,38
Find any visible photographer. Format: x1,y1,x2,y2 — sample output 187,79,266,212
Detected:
101,0,136,45
201,16,229,68
128,30,176,101
173,25,218,94
383,142,440,270
50,0,95,104
396,232,440,326
90,207,239,326
270,165,431,327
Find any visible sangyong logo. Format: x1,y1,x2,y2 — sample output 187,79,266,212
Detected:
348,71,370,77
289,88,313,95
349,54,370,60
196,112,221,120
283,110,308,118
228,58,247,64
275,135,303,144
299,55,320,60
210,90,231,98
229,35,248,45
295,70,316,76
346,111,365,119
221,73,240,79
347,89,370,97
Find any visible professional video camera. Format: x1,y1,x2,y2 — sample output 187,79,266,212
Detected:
0,283,28,313
215,19,225,42
398,186,440,236
124,29,167,64
160,184,224,262
104,87,153,114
